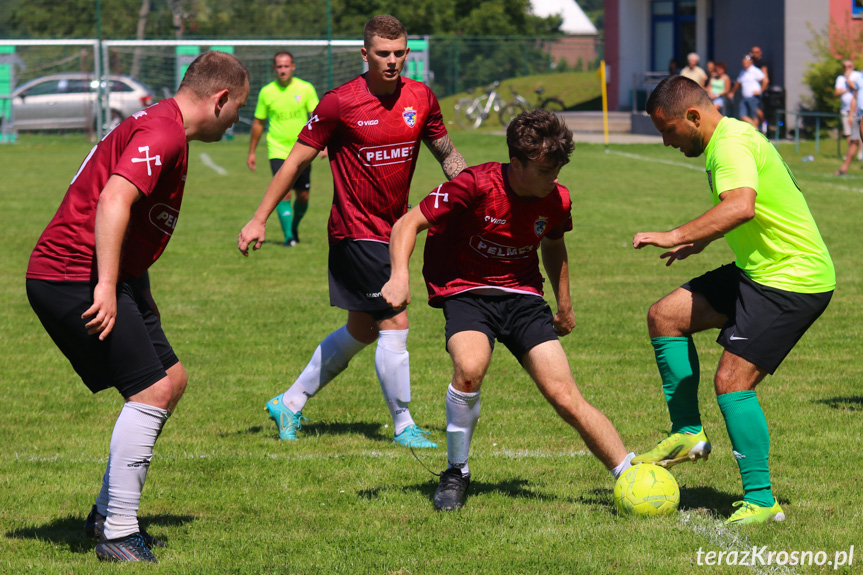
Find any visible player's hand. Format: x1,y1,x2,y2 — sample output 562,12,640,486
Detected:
659,242,707,266
632,231,678,249
319,147,329,159
381,278,410,311
553,306,576,337
238,219,266,256
82,282,118,340
247,152,256,172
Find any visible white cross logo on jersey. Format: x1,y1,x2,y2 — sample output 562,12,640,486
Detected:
305,114,320,131
429,185,448,208
131,146,162,176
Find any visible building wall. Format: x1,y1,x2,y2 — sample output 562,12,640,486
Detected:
712,0,784,88
550,35,599,70
785,0,828,113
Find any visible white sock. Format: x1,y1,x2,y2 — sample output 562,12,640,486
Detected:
102,402,169,540
282,326,368,413
375,329,415,435
611,452,636,480
445,383,481,477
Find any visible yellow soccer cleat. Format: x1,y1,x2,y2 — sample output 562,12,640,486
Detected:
632,428,712,468
725,500,786,525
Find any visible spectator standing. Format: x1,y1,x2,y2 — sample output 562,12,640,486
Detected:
729,55,765,128
707,61,732,113
679,52,708,87
835,59,863,175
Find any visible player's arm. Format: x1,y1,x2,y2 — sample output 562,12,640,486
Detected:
381,206,432,311
238,142,320,256
247,118,266,171
423,134,467,181
632,186,756,265
540,235,575,337
83,175,142,340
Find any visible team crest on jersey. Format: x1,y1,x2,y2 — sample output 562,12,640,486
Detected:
534,216,548,237
402,107,417,128
295,94,302,102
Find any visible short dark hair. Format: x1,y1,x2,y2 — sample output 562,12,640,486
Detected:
645,75,713,118
506,109,574,167
273,51,294,66
179,51,249,99
363,15,407,48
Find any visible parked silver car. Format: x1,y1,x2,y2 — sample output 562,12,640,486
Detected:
11,73,154,131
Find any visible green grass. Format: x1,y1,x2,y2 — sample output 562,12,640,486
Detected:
439,71,604,131
1,133,862,574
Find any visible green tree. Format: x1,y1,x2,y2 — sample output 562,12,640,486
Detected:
803,16,863,112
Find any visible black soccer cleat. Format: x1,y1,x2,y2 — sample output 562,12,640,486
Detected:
95,532,158,563
433,467,470,511
85,505,165,547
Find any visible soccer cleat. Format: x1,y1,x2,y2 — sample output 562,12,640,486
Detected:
725,500,786,525
393,424,437,448
265,395,307,441
95,532,158,563
632,428,712,468
433,467,470,511
85,505,166,548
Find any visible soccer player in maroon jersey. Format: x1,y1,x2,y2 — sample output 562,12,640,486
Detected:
26,52,249,562
382,109,635,510
238,15,466,448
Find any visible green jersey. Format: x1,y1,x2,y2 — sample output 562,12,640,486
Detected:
704,117,835,293
254,78,319,159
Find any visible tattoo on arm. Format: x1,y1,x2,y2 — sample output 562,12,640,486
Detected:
424,135,467,181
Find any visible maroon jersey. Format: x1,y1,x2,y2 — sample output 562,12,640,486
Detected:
27,99,188,283
298,74,447,243
419,162,573,308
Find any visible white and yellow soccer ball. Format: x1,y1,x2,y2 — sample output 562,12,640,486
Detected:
613,464,680,517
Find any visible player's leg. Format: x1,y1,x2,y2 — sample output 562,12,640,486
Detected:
291,165,312,243
270,158,294,245
634,266,733,467
268,312,370,440
433,329,493,511
522,340,632,474
715,278,831,524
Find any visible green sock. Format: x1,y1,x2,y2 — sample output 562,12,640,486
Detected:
276,201,293,243
292,198,308,241
717,390,774,507
652,336,702,434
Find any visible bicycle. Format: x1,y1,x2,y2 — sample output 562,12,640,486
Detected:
498,87,566,127
453,82,506,129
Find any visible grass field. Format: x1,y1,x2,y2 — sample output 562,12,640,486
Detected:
1,132,862,574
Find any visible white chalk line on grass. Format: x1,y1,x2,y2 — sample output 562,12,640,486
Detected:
679,510,799,575
199,152,227,175
610,149,863,196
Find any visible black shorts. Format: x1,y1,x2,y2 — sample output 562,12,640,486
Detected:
270,159,311,191
26,275,179,397
442,292,557,364
328,239,400,321
683,263,833,374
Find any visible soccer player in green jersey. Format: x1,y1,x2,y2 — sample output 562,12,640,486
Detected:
247,52,322,245
632,75,835,525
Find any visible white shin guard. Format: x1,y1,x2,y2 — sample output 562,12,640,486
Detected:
101,402,169,540
375,329,415,435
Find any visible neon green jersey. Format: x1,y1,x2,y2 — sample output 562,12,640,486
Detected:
254,78,319,160
704,117,835,293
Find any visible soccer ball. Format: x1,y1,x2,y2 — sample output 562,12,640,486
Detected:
613,464,680,517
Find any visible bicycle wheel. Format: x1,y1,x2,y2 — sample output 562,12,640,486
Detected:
540,98,566,113
454,98,482,129
499,102,528,127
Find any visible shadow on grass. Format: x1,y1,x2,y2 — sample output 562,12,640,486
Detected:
401,476,557,504
814,396,863,411
300,421,384,442
4,513,194,553
579,484,773,518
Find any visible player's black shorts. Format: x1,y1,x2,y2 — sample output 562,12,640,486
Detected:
683,263,833,374
442,292,557,364
328,239,400,321
26,274,179,397
269,159,311,191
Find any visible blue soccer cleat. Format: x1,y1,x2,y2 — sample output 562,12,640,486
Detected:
393,424,437,448
265,394,307,441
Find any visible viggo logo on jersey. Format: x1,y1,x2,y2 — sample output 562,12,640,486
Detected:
359,141,416,167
